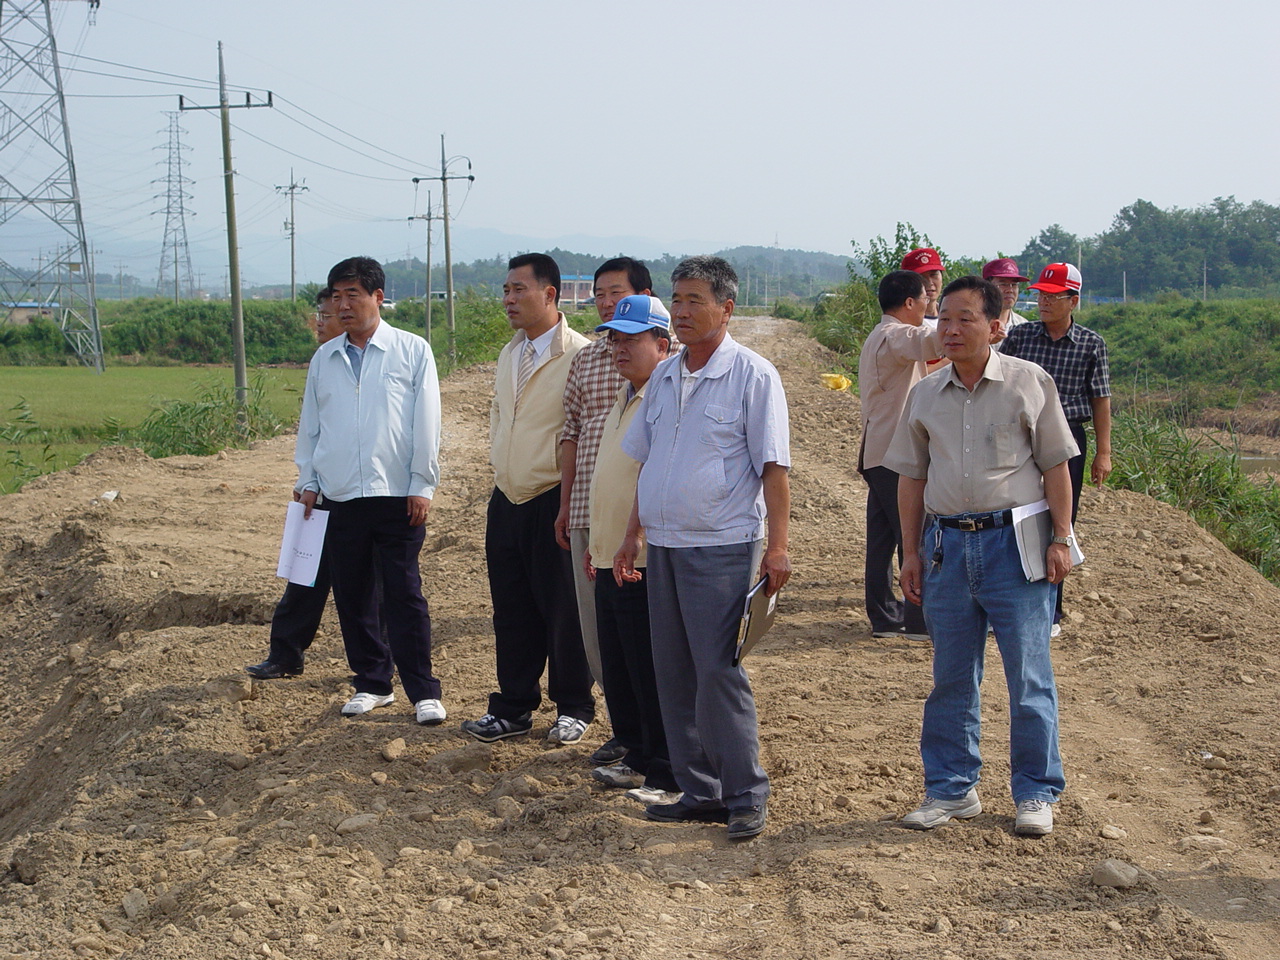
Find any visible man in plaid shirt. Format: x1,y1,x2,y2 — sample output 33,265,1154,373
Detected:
556,256,652,765
1000,262,1112,633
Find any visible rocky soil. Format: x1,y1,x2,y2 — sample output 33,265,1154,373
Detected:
0,318,1277,959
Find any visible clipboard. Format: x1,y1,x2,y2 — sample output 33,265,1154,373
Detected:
733,576,780,666
1010,499,1085,581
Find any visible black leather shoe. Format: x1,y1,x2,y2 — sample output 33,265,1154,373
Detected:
645,801,730,824
727,802,767,840
245,660,303,680
589,737,628,765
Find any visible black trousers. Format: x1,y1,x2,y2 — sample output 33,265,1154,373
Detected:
861,464,927,634
325,496,439,703
485,485,594,723
1056,419,1089,623
595,570,677,791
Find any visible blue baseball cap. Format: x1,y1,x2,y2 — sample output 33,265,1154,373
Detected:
595,295,671,334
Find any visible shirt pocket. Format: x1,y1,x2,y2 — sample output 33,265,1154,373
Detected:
986,422,1021,469
700,403,741,448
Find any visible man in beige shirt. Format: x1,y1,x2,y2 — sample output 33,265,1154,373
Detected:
884,276,1078,838
580,294,680,806
858,270,942,640
462,253,596,745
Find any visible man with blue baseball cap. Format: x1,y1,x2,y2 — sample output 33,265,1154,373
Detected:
583,294,681,805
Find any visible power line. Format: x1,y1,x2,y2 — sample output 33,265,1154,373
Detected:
229,120,414,183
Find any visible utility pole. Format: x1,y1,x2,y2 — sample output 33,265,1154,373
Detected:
179,43,272,425
412,135,474,365
275,168,307,300
407,190,439,344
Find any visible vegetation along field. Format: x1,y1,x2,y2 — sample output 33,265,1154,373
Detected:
0,366,307,493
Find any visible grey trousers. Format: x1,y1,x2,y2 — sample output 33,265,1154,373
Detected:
569,527,605,691
647,541,769,810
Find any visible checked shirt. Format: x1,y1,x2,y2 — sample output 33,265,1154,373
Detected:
562,336,625,529
1000,320,1111,422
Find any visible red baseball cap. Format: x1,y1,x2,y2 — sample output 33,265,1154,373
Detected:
1027,262,1082,294
900,248,944,274
981,258,1029,282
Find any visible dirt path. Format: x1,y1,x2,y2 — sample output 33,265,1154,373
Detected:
0,318,1277,959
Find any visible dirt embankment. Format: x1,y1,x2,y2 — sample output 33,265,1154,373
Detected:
0,318,1277,959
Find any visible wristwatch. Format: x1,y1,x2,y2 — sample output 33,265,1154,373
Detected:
1050,535,1075,547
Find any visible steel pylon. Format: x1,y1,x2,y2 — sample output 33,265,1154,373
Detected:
0,0,102,370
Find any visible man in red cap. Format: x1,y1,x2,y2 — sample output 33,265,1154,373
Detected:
1000,263,1112,636
900,248,945,325
981,258,1030,339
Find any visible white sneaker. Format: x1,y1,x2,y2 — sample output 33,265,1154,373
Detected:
414,698,447,725
341,691,395,716
900,789,981,829
1050,623,1062,638
1014,799,1054,836
546,715,589,744
626,786,683,805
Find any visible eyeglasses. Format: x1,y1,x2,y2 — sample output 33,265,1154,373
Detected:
1035,291,1076,302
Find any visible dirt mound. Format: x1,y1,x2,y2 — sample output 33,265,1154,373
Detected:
0,319,1277,959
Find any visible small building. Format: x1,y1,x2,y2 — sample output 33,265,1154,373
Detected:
561,274,593,306
3,301,58,324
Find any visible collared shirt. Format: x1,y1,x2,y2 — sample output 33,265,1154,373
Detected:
296,320,441,501
1000,319,1111,422
622,333,790,548
510,321,559,398
588,381,648,568
883,350,1078,516
857,314,942,471
561,336,625,529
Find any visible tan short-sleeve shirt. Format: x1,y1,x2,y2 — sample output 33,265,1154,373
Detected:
857,314,943,470
883,350,1079,516
588,382,648,568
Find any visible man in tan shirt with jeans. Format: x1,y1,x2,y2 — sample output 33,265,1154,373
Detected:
886,276,1078,837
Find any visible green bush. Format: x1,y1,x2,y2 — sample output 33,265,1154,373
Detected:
1111,411,1280,582
114,374,286,458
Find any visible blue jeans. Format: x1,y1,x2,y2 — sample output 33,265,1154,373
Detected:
920,518,1063,804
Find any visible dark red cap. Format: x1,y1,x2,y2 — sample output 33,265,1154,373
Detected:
981,258,1029,282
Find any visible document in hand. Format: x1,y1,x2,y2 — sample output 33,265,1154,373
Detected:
733,576,781,666
276,501,329,587
1010,499,1085,582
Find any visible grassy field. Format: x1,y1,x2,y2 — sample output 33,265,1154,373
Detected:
0,366,308,492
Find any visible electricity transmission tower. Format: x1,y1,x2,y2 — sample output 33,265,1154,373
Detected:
0,0,103,370
153,112,196,302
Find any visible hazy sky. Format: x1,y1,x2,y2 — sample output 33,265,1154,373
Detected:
14,0,1279,289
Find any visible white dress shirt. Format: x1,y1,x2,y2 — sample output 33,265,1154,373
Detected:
296,319,441,500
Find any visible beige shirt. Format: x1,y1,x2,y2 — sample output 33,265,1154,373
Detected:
883,350,1079,516
588,382,648,568
857,314,943,470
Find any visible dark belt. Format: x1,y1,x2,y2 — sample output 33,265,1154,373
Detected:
934,509,1013,531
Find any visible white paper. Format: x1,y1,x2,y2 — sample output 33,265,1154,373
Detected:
276,501,329,586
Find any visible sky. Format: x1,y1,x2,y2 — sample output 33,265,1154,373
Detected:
5,0,1278,292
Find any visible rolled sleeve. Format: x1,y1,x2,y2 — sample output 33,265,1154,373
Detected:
745,366,790,475
1030,375,1080,472
882,389,930,480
